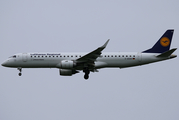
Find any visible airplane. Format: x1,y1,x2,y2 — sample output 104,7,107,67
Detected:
1,29,177,80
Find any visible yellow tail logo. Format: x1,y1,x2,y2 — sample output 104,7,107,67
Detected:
160,37,170,47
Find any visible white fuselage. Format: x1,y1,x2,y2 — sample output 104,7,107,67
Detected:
2,52,171,69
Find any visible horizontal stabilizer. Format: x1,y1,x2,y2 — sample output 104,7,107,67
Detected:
157,48,177,57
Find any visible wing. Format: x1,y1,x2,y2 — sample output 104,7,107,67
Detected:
76,39,110,69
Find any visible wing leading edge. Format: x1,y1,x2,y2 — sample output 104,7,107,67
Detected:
76,39,110,63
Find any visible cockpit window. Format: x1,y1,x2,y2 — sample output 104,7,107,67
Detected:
9,55,16,58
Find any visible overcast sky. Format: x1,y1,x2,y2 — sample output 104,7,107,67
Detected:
0,0,179,120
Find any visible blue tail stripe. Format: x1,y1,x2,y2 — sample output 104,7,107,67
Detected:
142,29,174,53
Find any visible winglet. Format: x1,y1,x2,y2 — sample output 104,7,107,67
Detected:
101,39,110,48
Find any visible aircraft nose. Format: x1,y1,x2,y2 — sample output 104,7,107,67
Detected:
1,61,8,67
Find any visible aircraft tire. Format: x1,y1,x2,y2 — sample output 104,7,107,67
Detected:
19,73,22,76
84,74,89,80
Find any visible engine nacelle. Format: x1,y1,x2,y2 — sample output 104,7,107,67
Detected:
59,69,78,76
57,60,76,69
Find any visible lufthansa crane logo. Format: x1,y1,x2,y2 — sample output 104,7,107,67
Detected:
160,37,170,47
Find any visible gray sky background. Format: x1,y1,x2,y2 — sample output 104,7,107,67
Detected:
0,0,179,120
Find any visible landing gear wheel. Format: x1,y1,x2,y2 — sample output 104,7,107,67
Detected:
83,67,90,80
18,73,22,76
84,74,89,80
17,67,22,76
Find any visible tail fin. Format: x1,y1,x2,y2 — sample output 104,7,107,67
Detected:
142,29,174,53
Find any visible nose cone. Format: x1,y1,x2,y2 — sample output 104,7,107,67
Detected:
1,61,7,67
2,59,17,67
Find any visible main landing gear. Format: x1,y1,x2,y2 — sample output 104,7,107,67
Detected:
17,67,22,76
83,67,90,80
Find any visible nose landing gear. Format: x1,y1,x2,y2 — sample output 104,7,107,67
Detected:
17,67,22,76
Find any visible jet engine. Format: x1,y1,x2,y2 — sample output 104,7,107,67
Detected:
58,60,76,69
59,69,78,76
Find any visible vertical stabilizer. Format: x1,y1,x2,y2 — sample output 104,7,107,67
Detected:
142,29,174,53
